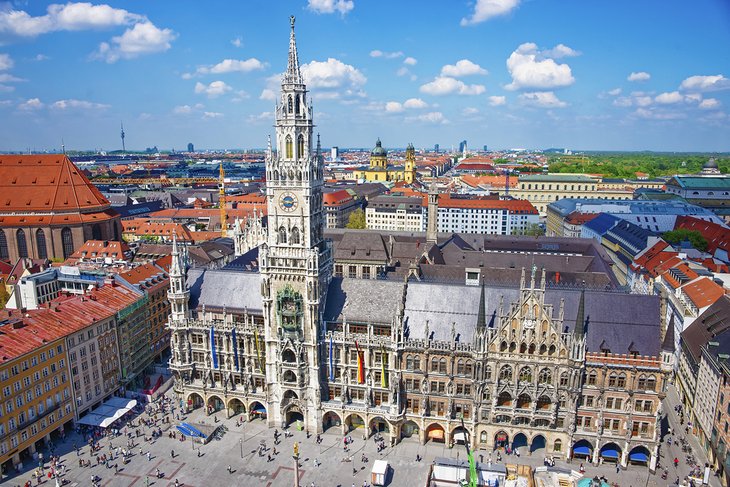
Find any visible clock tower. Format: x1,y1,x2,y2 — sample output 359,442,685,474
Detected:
260,16,332,431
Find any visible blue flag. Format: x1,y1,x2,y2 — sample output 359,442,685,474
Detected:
231,328,239,371
210,326,218,369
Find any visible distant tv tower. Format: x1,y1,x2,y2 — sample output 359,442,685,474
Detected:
120,121,126,152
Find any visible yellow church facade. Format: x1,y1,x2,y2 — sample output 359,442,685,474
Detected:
358,139,417,184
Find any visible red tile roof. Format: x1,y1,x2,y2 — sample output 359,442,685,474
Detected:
675,216,730,256
323,190,354,207
70,240,130,261
434,194,538,213
460,175,518,189
565,212,599,226
0,154,111,213
682,277,726,309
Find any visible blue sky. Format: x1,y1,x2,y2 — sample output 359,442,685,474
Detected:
1,0,729,152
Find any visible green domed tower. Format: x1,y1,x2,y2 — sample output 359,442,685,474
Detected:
369,138,388,169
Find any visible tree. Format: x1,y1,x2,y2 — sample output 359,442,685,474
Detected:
346,208,366,229
0,279,8,308
513,223,545,237
662,229,708,252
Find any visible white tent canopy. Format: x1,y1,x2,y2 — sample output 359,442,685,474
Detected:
77,398,137,428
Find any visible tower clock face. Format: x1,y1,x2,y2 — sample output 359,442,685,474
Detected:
279,192,299,212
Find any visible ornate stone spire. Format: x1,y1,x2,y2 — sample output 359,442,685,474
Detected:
284,15,303,85
170,232,182,276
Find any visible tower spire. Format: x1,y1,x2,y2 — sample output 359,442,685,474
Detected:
284,15,302,85
120,121,125,152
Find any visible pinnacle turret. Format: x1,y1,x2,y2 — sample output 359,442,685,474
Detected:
284,15,303,85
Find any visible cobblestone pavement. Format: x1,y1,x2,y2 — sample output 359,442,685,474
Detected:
2,384,720,487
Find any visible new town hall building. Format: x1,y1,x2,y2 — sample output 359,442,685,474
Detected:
167,17,670,470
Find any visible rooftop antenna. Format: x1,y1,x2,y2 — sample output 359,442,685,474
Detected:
61,138,66,155
120,121,126,152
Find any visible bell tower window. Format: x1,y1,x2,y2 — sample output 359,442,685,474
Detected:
291,227,300,244
278,226,287,244
295,95,301,115
285,135,293,159
288,95,293,113
297,134,304,159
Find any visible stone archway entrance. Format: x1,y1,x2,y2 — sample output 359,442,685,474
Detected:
228,398,246,418
628,445,650,466
207,395,224,415
530,435,546,454
344,413,365,432
369,417,389,437
401,421,419,441
513,432,528,452
572,439,593,459
426,423,446,444
187,392,204,411
494,431,509,450
600,442,622,463
285,405,304,428
451,426,469,445
322,411,341,433
249,401,267,421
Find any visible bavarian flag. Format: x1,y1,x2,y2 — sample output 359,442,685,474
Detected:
355,341,365,384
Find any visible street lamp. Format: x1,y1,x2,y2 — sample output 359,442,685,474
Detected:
293,442,300,487
239,438,243,459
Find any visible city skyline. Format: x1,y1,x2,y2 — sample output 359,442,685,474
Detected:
0,0,729,152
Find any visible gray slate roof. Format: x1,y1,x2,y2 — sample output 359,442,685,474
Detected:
187,267,263,313
323,277,404,324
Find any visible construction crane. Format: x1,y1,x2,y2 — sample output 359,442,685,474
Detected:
219,163,227,237
460,415,478,487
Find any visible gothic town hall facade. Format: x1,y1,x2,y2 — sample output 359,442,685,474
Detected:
168,17,670,470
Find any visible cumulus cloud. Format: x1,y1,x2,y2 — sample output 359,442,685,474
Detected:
194,80,232,98
173,105,193,114
247,111,273,123
699,98,721,110
18,98,44,110
461,0,520,26
230,36,242,48
259,89,276,101
420,76,485,96
654,91,684,104
202,111,223,120
0,2,142,37
440,59,487,77
541,44,581,58
0,53,13,70
505,42,576,90
403,57,417,66
403,98,427,108
96,21,175,63
385,101,403,113
488,95,506,106
300,58,367,99
307,0,354,15
627,71,650,82
462,107,479,116
51,99,110,110
410,111,447,124
679,74,730,92
187,58,267,78
370,50,403,59
607,88,622,96
384,97,428,113
633,107,685,120
0,73,24,83
519,91,567,108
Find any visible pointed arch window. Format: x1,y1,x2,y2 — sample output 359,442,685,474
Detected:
278,226,287,244
285,135,293,159
518,367,532,383
61,227,74,259
297,134,305,159
35,229,47,259
290,227,300,245
538,368,552,384
0,230,8,259
16,229,28,258
288,95,293,113
295,95,301,115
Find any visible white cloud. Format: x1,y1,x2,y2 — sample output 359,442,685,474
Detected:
403,57,417,66
138,112,152,120
300,58,367,99
440,59,487,77
385,101,403,113
34,54,49,61
519,91,567,108
462,107,479,116
202,111,223,120
396,67,410,77
488,95,506,106
461,0,520,26
96,21,175,63
403,98,427,109
541,44,581,58
420,76,485,96
307,0,354,15
259,89,276,101
370,50,403,59
173,105,193,114
410,111,447,124
505,42,575,90
231,37,242,48
654,91,684,104
699,98,721,110
607,88,622,96
633,107,685,120
18,98,44,110
679,74,730,92
194,80,232,98
0,2,142,37
627,71,650,82
247,111,273,123
190,58,266,77
51,99,110,110
0,73,24,83
0,53,13,71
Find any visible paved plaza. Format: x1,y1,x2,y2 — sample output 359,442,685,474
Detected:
1,384,720,487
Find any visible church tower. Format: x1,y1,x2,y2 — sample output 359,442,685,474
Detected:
404,143,416,184
260,16,332,431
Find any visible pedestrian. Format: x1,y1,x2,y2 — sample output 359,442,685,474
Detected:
145,476,150,487
227,464,232,474
197,450,202,457
175,480,179,487
171,449,175,458
616,465,620,474
147,451,151,461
